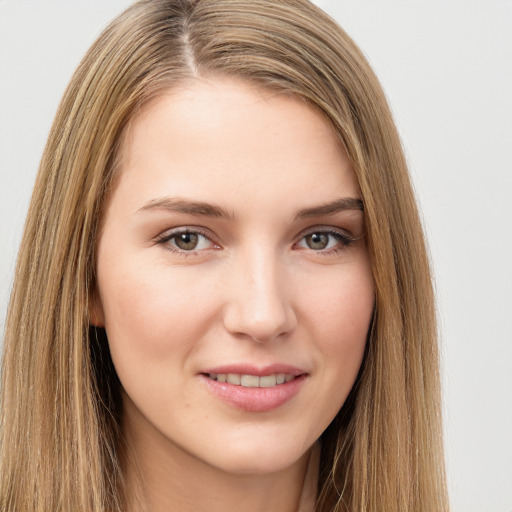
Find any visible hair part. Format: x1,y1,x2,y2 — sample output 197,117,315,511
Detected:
1,1,448,510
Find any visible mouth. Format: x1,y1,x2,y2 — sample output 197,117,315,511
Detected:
200,367,307,412
206,373,297,388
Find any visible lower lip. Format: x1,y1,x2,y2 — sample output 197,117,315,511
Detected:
201,374,307,412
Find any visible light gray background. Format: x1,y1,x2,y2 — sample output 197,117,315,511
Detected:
1,1,511,510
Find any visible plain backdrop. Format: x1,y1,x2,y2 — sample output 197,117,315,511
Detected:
1,1,511,511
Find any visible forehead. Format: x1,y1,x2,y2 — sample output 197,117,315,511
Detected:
113,76,359,214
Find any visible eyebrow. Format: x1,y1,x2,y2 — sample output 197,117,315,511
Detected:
295,197,364,218
138,197,234,219
137,196,363,219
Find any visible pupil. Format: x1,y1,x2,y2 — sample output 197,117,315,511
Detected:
307,233,328,250
176,232,199,250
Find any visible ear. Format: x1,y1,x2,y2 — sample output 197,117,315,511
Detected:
89,288,105,328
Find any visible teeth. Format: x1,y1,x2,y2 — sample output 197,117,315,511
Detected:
227,373,241,385
259,375,277,387
241,374,260,387
209,373,296,387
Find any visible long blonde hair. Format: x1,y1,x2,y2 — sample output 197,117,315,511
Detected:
0,1,449,510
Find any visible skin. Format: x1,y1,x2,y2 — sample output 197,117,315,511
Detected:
92,77,375,512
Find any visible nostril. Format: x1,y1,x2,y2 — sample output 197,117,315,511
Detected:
221,262,298,341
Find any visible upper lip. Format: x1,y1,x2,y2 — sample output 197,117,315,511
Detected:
201,363,307,377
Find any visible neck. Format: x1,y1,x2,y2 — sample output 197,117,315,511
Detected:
120,399,315,512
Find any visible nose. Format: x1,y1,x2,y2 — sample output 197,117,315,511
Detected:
222,249,297,343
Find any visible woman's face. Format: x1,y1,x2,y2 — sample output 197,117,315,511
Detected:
93,77,374,475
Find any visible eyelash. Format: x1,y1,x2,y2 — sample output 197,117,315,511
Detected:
155,227,218,256
155,226,360,257
294,227,358,256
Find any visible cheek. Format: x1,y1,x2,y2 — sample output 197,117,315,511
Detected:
96,263,222,416
97,259,220,368
304,259,374,345
299,259,374,411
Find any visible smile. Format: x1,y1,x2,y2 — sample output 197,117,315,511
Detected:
208,373,296,387
202,372,307,412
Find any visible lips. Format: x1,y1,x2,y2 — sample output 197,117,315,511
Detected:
200,364,307,412
208,372,295,387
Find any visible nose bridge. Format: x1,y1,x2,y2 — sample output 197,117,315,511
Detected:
223,244,296,341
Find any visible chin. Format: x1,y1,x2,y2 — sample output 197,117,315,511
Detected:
203,437,312,476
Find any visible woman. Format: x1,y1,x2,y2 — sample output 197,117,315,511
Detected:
0,0,449,510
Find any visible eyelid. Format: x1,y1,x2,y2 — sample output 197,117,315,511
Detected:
153,224,363,256
295,225,357,242
155,226,221,253
293,225,362,253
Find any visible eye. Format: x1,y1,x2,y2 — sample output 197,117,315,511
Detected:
303,232,332,250
156,228,218,253
295,228,356,253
